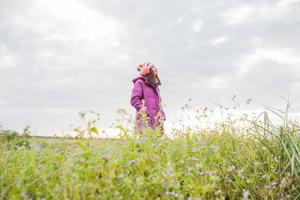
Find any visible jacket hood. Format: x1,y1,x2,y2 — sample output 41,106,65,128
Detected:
132,76,145,83
132,76,160,87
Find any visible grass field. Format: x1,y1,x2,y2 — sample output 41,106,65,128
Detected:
1,106,300,199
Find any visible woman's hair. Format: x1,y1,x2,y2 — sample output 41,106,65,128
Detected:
144,67,161,87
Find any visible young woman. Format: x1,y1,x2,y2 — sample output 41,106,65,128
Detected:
130,62,166,134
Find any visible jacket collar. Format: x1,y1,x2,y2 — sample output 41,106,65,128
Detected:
132,76,160,88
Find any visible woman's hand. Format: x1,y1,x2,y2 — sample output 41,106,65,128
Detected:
138,99,146,112
137,99,147,117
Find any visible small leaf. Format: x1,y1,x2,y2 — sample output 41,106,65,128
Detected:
89,127,98,134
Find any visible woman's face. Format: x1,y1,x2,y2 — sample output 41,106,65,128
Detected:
151,65,158,75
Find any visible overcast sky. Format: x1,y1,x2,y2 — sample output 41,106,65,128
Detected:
1,0,300,135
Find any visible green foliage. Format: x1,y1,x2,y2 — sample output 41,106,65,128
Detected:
1,102,300,199
0,127,31,149
1,127,300,199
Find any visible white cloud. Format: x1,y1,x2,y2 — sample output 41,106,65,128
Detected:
258,48,300,64
117,54,131,61
1,0,300,135
277,0,300,7
224,5,255,25
211,36,227,46
176,16,184,23
223,1,298,26
236,47,300,77
192,19,203,32
256,2,296,19
209,77,229,89
0,45,16,70
27,0,122,51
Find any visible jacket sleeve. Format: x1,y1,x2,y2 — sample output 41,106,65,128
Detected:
130,80,143,111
